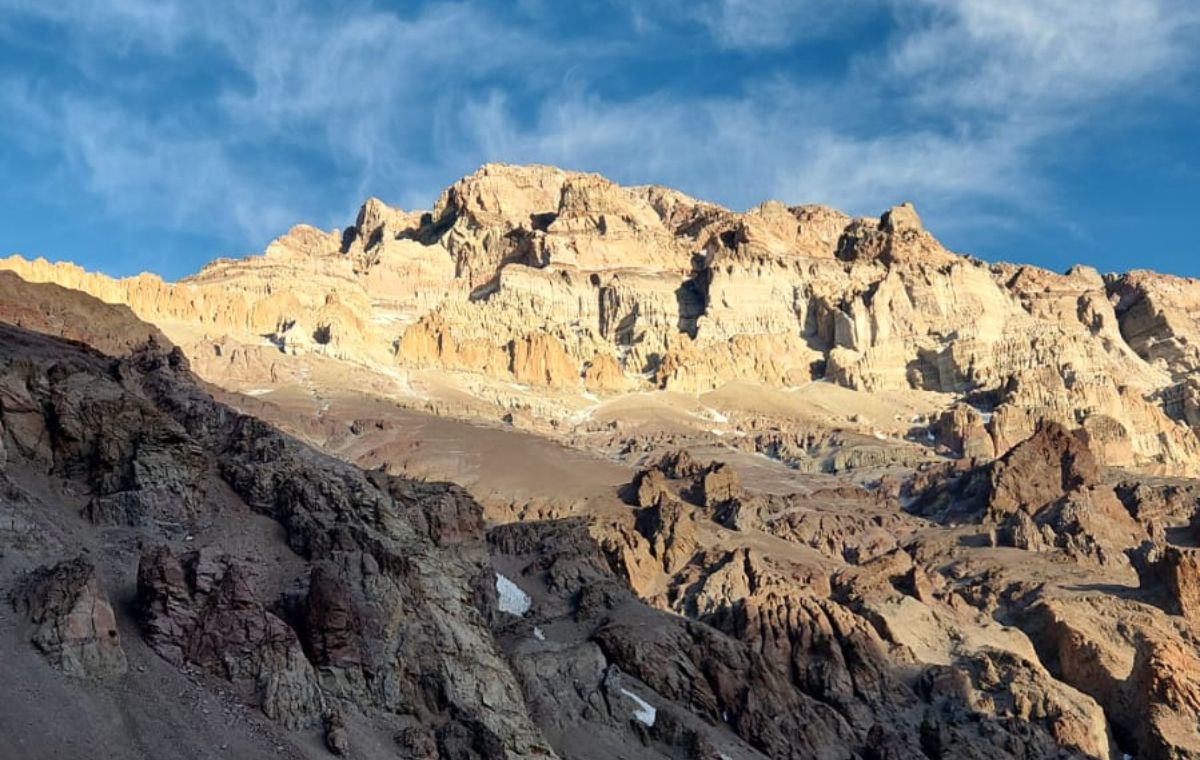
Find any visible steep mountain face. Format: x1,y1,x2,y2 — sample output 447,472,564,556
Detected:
0,275,1145,760
0,282,790,759
4,164,1200,476
5,165,1200,760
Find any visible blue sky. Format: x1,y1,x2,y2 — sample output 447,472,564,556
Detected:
1,0,1197,280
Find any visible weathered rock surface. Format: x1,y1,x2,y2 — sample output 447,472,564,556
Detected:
4,163,1200,475
7,168,1200,760
0,314,555,758
137,545,324,727
10,556,127,680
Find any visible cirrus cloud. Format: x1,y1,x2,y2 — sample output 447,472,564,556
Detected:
0,0,1196,277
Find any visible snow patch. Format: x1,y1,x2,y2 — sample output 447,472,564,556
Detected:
703,406,729,423
495,574,531,616
620,688,657,727
244,388,274,397
532,626,546,641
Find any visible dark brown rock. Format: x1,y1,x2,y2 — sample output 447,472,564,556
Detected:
1163,546,1200,620
136,546,323,728
302,563,365,668
635,495,698,574
700,462,741,507
987,421,1100,518
324,707,350,756
435,706,507,760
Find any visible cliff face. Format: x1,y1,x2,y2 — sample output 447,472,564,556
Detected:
8,170,1200,760
3,163,1200,477
0,277,1141,760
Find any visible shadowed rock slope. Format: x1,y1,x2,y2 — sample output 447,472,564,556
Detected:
1,248,1176,760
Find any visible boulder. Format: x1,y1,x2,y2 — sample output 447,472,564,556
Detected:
10,557,127,680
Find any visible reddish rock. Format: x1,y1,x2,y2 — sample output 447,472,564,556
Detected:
987,421,1100,517
137,546,323,728
303,563,364,668
1163,547,1200,620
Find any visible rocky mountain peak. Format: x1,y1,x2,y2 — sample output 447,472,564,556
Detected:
5,164,1200,759
2,163,1199,476
880,201,923,234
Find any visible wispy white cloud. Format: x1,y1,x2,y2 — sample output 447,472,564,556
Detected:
454,0,1198,223
454,81,1043,219
697,0,873,49
0,0,193,50
888,0,1199,114
0,0,1196,270
59,100,303,238
612,0,877,50
0,0,577,245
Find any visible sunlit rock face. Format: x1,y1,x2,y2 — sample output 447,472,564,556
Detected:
3,162,1199,475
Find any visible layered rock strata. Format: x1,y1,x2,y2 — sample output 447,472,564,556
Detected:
3,164,1199,474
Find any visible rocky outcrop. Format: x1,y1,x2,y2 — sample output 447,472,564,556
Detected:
1127,635,1200,758
1109,270,1200,380
912,422,1147,567
0,319,557,758
634,495,700,576
933,403,996,460
300,563,365,669
952,648,1112,759
1134,545,1200,621
136,546,324,727
1163,547,1200,620
986,422,1101,517
488,517,1099,760
10,556,127,680
1028,599,1200,760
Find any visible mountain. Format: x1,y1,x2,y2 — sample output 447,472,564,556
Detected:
5,164,1200,478
4,165,1200,759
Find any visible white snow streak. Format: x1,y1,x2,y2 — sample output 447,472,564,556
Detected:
620,688,657,726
